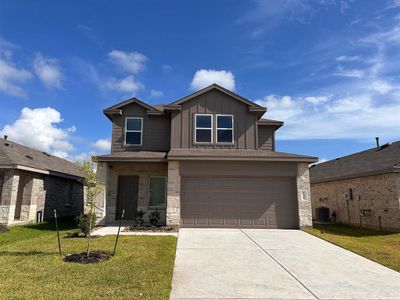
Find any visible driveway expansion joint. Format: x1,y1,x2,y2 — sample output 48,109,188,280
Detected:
239,229,320,300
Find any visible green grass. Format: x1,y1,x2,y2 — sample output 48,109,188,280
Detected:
0,219,177,300
304,224,400,272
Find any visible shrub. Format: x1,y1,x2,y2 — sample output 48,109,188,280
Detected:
76,212,97,236
135,210,146,226
149,210,161,226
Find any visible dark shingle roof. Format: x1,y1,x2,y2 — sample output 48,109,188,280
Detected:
0,138,84,178
310,141,400,183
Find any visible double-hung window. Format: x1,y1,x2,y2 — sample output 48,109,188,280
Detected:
195,114,212,143
216,114,234,143
125,117,143,145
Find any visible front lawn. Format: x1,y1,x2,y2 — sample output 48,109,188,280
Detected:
0,219,177,299
304,224,400,272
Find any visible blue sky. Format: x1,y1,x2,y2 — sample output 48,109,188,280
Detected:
0,0,399,162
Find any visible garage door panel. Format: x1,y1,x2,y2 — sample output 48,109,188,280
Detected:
181,177,298,229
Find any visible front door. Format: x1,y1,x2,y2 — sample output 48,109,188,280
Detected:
116,175,139,220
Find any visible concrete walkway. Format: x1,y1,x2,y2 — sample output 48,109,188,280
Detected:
92,226,178,236
170,229,400,299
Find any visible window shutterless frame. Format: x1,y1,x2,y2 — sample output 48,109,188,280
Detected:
194,114,213,144
124,117,143,146
216,114,234,144
148,176,167,208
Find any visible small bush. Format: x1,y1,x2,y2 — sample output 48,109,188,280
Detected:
135,210,146,226
149,210,161,226
76,212,97,235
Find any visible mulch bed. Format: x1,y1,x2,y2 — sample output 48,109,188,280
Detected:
125,226,178,232
64,232,101,239
64,252,111,264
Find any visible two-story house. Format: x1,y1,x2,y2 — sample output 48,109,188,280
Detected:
95,84,317,228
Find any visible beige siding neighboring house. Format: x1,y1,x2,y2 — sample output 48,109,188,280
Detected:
0,138,84,226
95,84,317,228
310,141,400,231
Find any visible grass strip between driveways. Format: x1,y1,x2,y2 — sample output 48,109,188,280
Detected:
304,223,400,272
0,219,177,300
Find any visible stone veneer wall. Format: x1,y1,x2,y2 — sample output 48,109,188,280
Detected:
104,162,168,224
166,161,180,226
296,163,313,227
0,169,20,224
0,168,84,226
94,162,107,225
311,173,400,231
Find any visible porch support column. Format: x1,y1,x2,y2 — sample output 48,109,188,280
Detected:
166,160,180,226
296,162,312,228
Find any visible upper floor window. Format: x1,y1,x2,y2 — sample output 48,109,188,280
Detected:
216,114,234,143
125,117,143,145
195,114,212,143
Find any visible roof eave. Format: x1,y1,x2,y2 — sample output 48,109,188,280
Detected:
167,155,317,163
311,167,398,184
95,157,167,163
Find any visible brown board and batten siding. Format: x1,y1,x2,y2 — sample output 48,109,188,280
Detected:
170,89,258,149
257,126,274,151
111,103,170,153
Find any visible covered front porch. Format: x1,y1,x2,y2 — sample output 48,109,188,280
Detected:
96,152,171,226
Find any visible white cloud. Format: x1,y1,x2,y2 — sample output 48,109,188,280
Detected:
335,55,361,62
33,53,63,89
69,151,96,163
257,91,400,141
91,139,111,151
0,38,31,97
304,95,331,105
0,58,32,97
162,64,172,72
149,89,164,98
0,107,75,158
326,95,371,113
105,75,143,95
190,69,235,91
333,66,365,78
257,95,304,120
108,50,147,73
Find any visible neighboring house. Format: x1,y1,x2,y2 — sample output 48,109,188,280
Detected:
95,84,317,228
0,138,84,226
310,141,400,231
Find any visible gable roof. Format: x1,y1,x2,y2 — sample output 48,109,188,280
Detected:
172,84,265,109
103,84,268,120
103,97,164,120
0,138,84,179
104,97,158,111
310,141,400,183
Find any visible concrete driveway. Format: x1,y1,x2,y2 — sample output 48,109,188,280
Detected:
170,229,400,300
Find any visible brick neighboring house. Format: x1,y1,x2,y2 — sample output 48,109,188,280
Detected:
310,141,400,231
0,138,84,226
95,84,317,228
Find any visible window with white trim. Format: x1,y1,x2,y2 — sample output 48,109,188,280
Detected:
195,114,212,143
216,114,234,143
125,117,143,145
